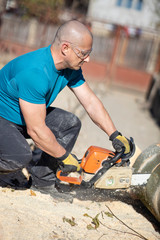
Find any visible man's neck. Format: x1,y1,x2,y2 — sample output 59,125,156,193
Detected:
50,45,67,71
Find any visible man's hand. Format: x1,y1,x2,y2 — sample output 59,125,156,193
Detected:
109,130,130,154
57,152,80,173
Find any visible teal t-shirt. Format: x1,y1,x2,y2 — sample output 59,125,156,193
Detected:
0,45,85,125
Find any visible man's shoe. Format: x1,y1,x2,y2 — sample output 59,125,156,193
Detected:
30,176,73,203
0,170,30,189
31,184,73,203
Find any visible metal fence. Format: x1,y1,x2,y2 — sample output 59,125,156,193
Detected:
116,34,155,71
0,15,30,45
0,15,58,48
91,34,116,63
0,14,160,73
90,27,160,73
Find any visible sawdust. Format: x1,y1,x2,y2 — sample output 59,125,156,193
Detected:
0,186,159,240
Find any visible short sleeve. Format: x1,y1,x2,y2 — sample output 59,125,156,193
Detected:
16,69,49,104
67,68,85,88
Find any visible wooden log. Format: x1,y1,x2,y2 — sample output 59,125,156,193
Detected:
131,143,160,222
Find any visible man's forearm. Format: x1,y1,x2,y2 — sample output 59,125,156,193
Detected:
72,82,116,137
27,125,66,158
85,97,116,137
19,99,67,157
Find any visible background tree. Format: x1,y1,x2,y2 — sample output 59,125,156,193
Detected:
64,0,89,15
17,0,89,24
16,0,64,24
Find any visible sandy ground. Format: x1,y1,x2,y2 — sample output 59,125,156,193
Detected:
0,187,159,240
0,61,160,239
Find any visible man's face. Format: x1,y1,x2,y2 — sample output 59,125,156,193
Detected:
65,34,93,70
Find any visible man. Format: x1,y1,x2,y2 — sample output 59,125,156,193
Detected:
0,20,131,191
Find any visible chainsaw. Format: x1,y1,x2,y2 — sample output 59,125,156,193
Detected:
56,138,151,189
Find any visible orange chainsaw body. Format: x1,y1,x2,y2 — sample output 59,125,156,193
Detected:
56,146,121,185
80,146,116,173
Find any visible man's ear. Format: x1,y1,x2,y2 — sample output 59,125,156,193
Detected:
61,43,69,56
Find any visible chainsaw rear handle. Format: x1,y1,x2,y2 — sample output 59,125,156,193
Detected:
56,170,82,185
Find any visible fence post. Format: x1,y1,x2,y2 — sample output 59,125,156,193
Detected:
27,18,38,48
147,35,160,73
107,25,121,82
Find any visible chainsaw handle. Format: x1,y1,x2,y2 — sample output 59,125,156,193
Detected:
109,137,135,164
56,169,83,185
120,137,135,161
108,147,125,164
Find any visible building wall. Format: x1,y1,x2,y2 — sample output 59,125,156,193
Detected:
87,0,157,30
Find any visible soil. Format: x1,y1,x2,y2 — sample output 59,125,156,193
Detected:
0,185,159,240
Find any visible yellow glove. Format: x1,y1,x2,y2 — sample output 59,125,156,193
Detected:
109,131,130,154
57,152,80,173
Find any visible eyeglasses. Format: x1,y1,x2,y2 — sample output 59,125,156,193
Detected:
71,46,92,60
59,38,92,60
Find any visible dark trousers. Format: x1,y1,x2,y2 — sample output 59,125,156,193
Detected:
0,107,81,186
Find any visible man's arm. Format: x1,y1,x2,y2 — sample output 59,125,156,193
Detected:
71,82,131,154
70,82,117,137
19,98,66,157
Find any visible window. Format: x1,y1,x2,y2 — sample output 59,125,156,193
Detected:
116,0,123,7
135,0,143,11
116,0,143,11
126,0,132,9
116,0,133,8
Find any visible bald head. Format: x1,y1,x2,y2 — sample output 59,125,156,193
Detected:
53,20,93,47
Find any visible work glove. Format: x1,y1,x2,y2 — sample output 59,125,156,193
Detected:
109,130,130,154
56,152,80,173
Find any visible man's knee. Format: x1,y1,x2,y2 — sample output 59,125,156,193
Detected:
47,108,81,133
70,113,81,131
0,151,32,173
